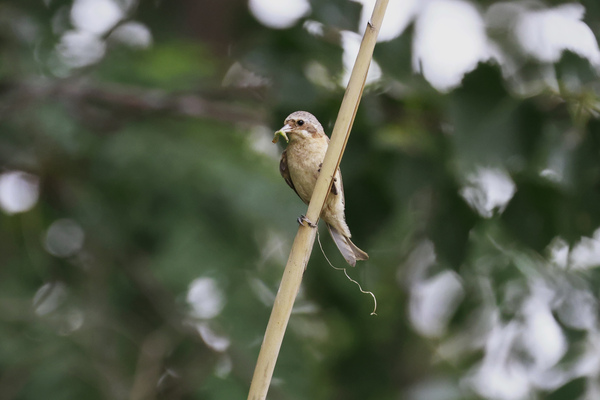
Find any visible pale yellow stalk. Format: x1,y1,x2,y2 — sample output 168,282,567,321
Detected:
247,1,389,399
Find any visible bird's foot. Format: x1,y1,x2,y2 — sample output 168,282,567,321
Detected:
297,215,317,228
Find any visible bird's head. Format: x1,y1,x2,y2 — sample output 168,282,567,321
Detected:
273,111,325,144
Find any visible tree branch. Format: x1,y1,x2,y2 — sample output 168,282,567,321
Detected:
0,79,267,127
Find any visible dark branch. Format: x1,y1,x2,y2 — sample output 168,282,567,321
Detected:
0,78,267,127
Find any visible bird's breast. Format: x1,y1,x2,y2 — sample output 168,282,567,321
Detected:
286,139,328,204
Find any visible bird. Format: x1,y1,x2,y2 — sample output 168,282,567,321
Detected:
272,110,368,267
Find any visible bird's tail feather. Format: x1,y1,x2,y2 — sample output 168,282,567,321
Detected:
326,223,369,267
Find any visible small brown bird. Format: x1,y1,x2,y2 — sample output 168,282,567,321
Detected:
273,111,368,267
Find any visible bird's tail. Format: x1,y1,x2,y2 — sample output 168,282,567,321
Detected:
326,223,369,267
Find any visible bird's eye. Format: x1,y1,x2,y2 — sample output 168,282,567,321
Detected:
297,120,304,126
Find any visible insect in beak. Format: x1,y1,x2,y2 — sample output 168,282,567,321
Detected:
272,124,292,143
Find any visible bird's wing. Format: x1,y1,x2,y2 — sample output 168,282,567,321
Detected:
333,168,345,205
322,133,342,198
280,150,301,200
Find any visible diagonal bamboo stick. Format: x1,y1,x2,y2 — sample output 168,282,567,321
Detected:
247,1,389,399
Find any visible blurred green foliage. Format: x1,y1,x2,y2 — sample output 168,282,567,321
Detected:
1,0,600,399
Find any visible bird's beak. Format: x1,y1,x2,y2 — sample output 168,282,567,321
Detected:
272,124,292,144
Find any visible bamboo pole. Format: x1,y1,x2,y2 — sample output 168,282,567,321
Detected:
247,1,389,399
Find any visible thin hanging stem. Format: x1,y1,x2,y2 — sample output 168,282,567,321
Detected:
316,230,377,315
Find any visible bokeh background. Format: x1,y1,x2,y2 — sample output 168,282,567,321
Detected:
2,0,600,399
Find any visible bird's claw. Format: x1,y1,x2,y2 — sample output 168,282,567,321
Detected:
297,215,317,228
